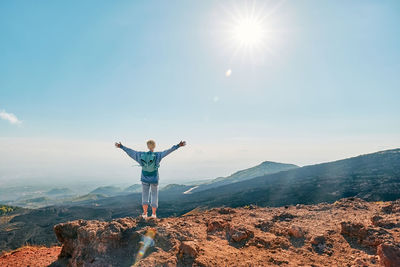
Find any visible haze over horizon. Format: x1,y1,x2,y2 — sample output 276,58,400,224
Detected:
1,0,399,186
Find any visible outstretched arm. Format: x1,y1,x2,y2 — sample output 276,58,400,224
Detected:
159,141,186,159
115,142,141,163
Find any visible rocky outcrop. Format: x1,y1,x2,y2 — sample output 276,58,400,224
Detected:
177,241,199,265
377,243,400,267
226,225,254,244
310,234,332,254
50,198,400,267
340,221,394,250
53,218,143,266
287,225,305,238
205,219,229,233
381,201,400,214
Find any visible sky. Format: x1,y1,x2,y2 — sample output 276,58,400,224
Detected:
1,0,399,187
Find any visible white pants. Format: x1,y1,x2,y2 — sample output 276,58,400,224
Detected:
141,182,158,208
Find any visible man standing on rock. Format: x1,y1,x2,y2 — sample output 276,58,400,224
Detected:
115,140,186,219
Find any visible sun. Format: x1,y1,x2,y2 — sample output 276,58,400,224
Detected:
217,0,284,63
232,17,264,47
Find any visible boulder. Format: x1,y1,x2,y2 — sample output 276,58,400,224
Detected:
217,207,236,215
248,236,272,249
226,225,254,243
381,201,400,214
255,219,274,232
371,215,399,229
288,225,305,238
377,243,400,267
178,241,199,259
310,235,332,254
53,217,147,266
206,219,229,233
340,221,393,249
340,222,367,239
272,212,296,222
176,241,199,266
333,197,369,210
310,235,326,245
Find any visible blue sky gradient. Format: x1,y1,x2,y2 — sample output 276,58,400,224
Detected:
1,0,399,186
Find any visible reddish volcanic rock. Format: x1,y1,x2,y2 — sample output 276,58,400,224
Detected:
217,207,236,215
0,246,61,267
53,217,142,266
311,235,326,245
272,212,296,222
177,240,199,264
377,243,400,267
371,214,400,229
381,201,400,214
340,221,368,241
255,219,274,232
226,225,254,243
340,221,394,251
206,219,229,233
44,197,400,267
287,225,305,238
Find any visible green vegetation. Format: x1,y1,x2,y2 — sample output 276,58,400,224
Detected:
0,205,19,215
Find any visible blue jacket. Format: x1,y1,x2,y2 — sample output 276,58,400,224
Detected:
120,144,180,184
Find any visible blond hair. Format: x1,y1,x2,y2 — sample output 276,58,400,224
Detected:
147,140,156,148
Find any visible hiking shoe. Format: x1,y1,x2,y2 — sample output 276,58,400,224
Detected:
142,213,148,219
151,214,157,219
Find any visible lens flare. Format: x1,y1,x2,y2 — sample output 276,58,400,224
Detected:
133,228,156,266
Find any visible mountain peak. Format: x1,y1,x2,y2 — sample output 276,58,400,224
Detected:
190,160,299,194
260,160,298,167
376,148,400,154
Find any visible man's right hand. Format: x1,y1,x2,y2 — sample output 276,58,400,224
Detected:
178,141,186,147
115,142,122,148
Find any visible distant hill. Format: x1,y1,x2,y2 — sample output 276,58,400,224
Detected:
0,186,55,202
45,188,74,196
181,148,400,208
189,161,299,193
160,184,192,194
70,193,108,203
90,186,122,196
90,185,145,196
123,184,141,193
12,197,52,208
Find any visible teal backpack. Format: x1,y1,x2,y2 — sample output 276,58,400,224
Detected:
140,151,159,176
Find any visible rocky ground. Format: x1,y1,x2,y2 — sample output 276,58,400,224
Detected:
1,197,400,266
0,245,61,267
